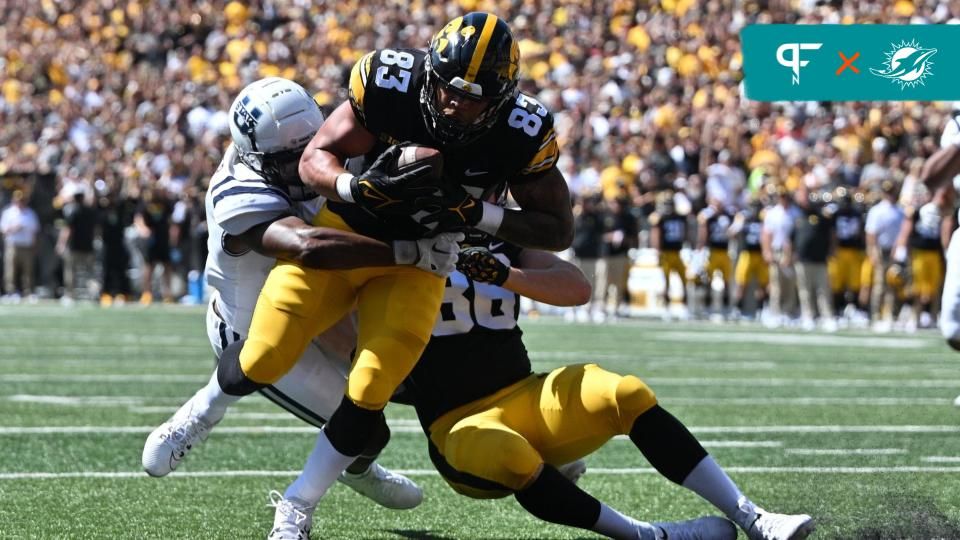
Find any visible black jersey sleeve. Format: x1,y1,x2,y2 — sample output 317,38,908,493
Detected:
505,93,560,182
347,48,427,139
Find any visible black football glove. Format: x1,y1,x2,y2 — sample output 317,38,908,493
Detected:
349,144,442,216
456,246,510,286
414,183,484,234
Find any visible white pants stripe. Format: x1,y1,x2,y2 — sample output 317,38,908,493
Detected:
205,297,350,428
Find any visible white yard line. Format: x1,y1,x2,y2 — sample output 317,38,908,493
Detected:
0,424,955,435
0,374,208,382
922,456,960,463
6,394,948,409
653,331,930,349
3,465,960,480
663,397,949,406
785,448,907,455
646,378,960,388
689,425,958,434
5,374,959,388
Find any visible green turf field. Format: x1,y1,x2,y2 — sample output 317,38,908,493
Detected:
1,305,959,539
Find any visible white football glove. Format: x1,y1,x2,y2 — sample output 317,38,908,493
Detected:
394,232,464,276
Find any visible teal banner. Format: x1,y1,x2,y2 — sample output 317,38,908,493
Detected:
741,24,960,101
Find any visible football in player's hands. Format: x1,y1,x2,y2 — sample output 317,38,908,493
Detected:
390,145,444,182
456,246,509,286
348,144,444,216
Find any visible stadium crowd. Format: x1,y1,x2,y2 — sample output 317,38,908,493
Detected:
2,0,959,332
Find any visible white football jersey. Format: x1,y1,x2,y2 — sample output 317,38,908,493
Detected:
204,145,323,335
940,112,960,221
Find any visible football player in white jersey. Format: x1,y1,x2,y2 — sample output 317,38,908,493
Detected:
141,77,461,508
922,105,960,406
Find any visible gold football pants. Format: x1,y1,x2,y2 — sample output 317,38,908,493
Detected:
911,248,944,299
734,250,768,288
828,247,866,293
660,250,686,281
428,364,658,498
706,248,732,282
240,207,445,410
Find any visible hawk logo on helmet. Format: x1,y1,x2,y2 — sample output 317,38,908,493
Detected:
421,12,521,146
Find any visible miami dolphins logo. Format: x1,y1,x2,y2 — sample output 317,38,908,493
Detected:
870,39,937,90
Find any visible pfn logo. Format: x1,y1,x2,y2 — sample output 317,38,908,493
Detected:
776,43,823,85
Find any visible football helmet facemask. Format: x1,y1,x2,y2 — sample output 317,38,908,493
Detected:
420,12,520,147
229,77,325,200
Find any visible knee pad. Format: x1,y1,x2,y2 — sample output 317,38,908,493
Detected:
360,414,391,459
325,395,384,457
217,340,265,396
615,375,658,432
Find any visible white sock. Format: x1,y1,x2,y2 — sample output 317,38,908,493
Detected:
284,429,356,507
191,371,239,424
681,456,753,522
593,502,658,540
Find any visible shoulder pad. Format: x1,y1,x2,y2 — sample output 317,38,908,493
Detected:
511,93,559,176
348,51,377,125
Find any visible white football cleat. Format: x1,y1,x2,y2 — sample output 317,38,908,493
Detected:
739,503,814,540
267,490,314,540
141,398,217,477
953,394,960,408
556,459,587,484
652,516,737,540
338,463,423,509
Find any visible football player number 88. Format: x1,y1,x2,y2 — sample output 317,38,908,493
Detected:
433,273,517,336
375,49,414,93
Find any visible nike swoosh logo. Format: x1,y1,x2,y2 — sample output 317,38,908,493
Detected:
489,242,504,251
464,169,487,177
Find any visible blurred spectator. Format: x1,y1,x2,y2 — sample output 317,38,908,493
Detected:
571,194,606,322
600,196,638,318
792,188,837,331
0,190,40,301
134,186,175,304
865,180,906,328
57,191,99,302
761,187,802,326
98,190,133,306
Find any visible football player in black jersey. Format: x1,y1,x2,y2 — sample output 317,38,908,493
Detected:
696,197,733,317
398,237,814,540
650,192,689,317
730,198,768,319
825,186,869,322
892,185,954,330
220,12,575,538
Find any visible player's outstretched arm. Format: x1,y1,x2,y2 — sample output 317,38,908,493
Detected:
237,215,394,269
921,144,960,192
235,216,460,275
457,246,589,306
